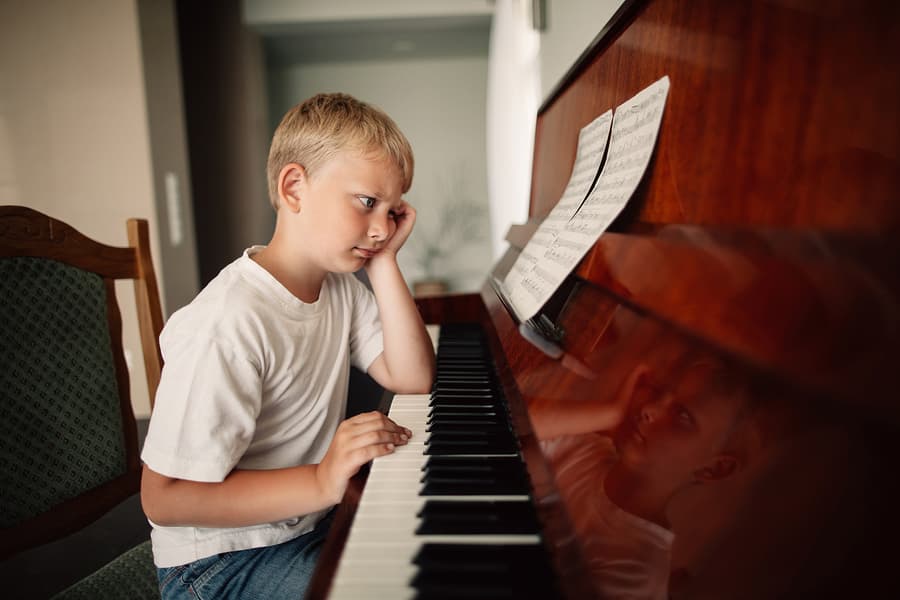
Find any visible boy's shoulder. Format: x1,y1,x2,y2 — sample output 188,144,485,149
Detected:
163,252,277,341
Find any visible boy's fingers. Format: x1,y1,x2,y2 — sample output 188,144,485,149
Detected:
348,412,411,436
349,426,409,447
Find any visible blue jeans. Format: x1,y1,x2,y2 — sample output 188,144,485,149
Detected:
157,511,333,600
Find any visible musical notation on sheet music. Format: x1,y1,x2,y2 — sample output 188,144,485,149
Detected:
500,111,612,321
553,111,614,220
503,76,670,323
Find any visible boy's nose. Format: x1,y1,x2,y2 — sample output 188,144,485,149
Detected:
368,214,390,241
639,395,668,423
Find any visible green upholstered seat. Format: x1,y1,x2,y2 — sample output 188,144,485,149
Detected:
1,206,164,599
0,257,128,527
50,540,158,600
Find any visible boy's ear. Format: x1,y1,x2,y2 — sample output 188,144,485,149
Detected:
278,163,307,212
693,453,740,482
615,363,649,408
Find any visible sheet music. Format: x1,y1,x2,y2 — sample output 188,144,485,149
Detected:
540,110,613,226
503,76,670,322
501,112,612,321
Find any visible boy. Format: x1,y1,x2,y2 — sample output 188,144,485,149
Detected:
140,93,436,599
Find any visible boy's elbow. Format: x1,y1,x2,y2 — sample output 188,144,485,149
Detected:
408,377,433,395
393,366,434,395
410,356,435,393
140,465,177,526
414,362,436,393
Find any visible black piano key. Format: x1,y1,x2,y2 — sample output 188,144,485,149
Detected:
421,457,528,486
431,395,497,405
424,434,516,448
423,455,527,473
422,460,528,482
415,500,540,535
426,424,511,436
425,426,513,438
420,478,528,496
411,544,559,593
425,439,517,455
426,426,511,436
432,388,496,395
429,399,499,409
413,543,552,572
435,367,490,375
424,440,517,455
411,545,561,599
397,324,564,599
436,372,491,379
425,416,502,427
429,404,501,414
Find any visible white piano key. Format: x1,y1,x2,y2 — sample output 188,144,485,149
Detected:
327,325,545,599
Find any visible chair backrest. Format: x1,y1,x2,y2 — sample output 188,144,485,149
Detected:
0,205,164,559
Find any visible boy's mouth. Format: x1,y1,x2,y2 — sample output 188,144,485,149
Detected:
354,246,380,259
618,417,646,448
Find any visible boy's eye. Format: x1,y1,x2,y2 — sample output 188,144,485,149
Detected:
358,196,376,209
674,405,694,427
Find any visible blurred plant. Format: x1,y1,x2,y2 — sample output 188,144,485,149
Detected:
408,174,488,285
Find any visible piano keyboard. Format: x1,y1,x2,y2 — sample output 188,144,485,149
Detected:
327,324,560,599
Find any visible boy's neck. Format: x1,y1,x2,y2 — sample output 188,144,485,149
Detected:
251,242,325,303
604,464,679,529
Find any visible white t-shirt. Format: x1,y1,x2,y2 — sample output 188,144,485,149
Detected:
141,246,384,568
543,433,675,600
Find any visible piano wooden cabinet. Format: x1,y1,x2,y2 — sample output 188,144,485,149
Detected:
310,0,899,597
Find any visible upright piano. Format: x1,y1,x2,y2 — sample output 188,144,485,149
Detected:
310,0,900,597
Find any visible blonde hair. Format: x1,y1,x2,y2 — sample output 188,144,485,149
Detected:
266,93,414,209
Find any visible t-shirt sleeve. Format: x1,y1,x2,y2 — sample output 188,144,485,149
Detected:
140,335,262,483
346,274,384,372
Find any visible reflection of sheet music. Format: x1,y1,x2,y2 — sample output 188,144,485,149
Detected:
503,76,670,322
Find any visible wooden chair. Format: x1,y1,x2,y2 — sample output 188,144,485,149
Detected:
0,205,164,598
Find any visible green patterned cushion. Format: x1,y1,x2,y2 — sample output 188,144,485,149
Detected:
0,257,128,527
50,540,160,600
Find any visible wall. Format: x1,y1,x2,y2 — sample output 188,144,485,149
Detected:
137,0,201,315
243,0,494,25
540,0,625,102
177,0,273,285
0,0,191,418
266,48,493,291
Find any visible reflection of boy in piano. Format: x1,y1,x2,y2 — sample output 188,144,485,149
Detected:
140,93,435,599
540,356,757,600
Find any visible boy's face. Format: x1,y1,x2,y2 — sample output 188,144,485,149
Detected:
293,149,405,274
612,361,743,485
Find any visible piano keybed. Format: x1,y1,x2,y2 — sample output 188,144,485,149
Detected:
327,324,560,599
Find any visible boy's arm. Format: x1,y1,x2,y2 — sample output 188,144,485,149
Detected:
141,411,410,527
365,203,436,394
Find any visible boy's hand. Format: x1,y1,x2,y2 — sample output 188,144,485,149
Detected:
382,201,416,256
315,411,412,503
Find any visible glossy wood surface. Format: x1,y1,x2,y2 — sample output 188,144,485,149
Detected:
532,0,900,232
505,222,900,417
513,0,898,595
